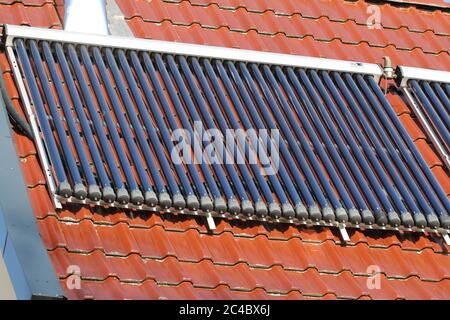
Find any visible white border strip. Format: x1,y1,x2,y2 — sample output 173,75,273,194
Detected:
4,25,383,77
5,46,62,209
397,65,450,87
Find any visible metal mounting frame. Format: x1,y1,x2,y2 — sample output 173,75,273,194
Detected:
396,66,450,88
4,25,383,81
5,46,62,210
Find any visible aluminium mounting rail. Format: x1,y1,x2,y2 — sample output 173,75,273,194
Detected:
4,25,383,79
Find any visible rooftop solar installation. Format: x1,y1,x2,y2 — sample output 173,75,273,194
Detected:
5,26,449,235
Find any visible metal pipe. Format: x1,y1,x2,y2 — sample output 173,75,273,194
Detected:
4,25,382,79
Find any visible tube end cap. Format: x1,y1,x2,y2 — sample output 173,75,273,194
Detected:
144,190,158,207
173,194,186,209
58,181,72,198
186,195,199,211
87,184,101,202
73,183,87,200
158,192,172,208
214,197,227,213
295,203,308,220
200,196,214,211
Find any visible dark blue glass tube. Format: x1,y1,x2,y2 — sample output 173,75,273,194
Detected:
227,61,304,218
15,39,72,198
219,60,290,218
365,75,449,227
201,59,269,217
54,43,114,203
153,53,216,211
116,50,168,199
346,74,431,227
432,83,450,113
67,45,129,204
177,56,242,205
141,52,200,210
321,71,394,224
410,80,450,146
29,40,86,200
103,48,160,206
41,41,99,200
129,51,186,209
189,57,255,215
85,47,143,205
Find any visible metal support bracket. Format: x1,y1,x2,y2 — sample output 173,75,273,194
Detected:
339,224,350,242
441,230,450,246
206,213,216,231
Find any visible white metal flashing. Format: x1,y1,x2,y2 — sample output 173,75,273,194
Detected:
4,25,383,79
64,0,109,35
397,65,450,87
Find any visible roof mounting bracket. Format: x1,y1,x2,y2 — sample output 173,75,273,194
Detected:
206,213,216,231
441,230,450,246
338,224,350,242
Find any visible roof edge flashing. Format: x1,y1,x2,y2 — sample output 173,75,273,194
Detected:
396,65,450,87
4,25,382,78
64,0,109,35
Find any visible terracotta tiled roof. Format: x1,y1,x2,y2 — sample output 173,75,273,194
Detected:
0,0,449,299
